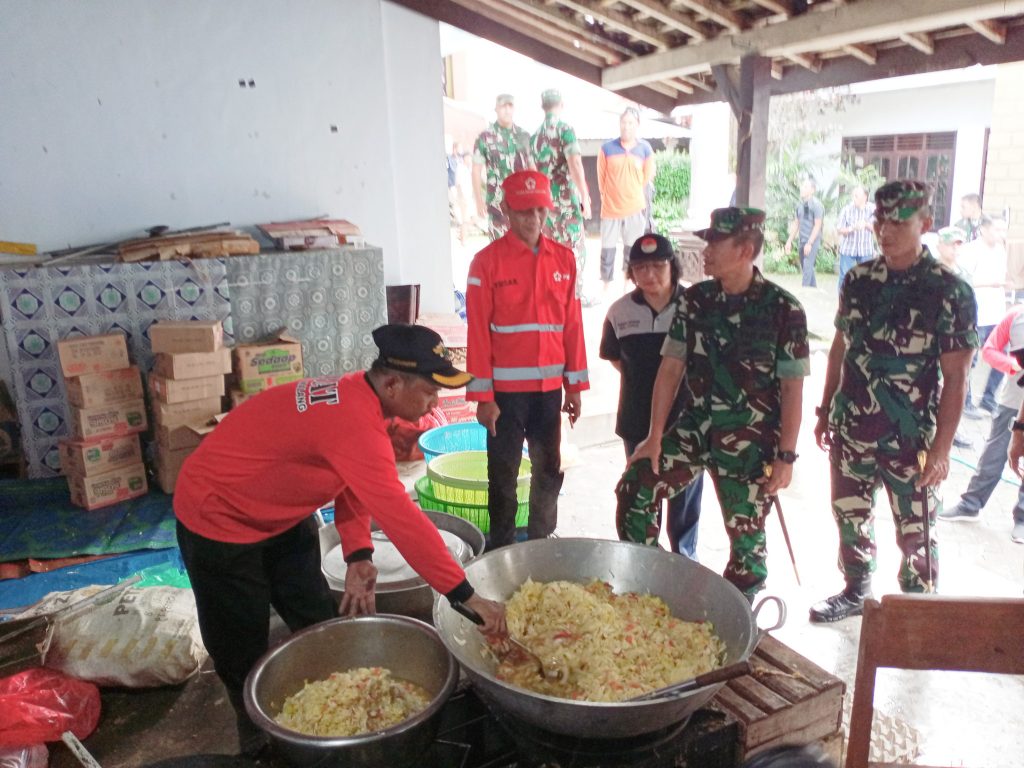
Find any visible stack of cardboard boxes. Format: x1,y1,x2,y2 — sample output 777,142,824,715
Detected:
228,334,304,408
57,333,148,509
148,320,230,493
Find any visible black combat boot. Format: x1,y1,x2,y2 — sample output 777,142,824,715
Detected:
808,580,873,623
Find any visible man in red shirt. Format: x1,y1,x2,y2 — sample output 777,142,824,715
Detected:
175,324,506,754
466,170,589,548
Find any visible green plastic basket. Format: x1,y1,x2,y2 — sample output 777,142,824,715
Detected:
426,450,531,505
415,476,528,534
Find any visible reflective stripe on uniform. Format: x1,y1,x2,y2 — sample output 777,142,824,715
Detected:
564,369,589,385
466,378,493,393
492,365,565,381
489,323,565,334
467,276,482,287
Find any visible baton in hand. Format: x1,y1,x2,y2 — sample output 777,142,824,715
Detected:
918,450,934,593
763,464,801,586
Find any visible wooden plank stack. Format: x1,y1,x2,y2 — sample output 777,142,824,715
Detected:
56,333,148,509
256,219,362,251
148,320,229,492
118,230,259,262
709,634,846,764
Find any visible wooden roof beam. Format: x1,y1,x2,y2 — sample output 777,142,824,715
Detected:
786,52,822,72
674,0,744,33
603,0,1024,89
555,0,674,49
900,32,934,55
678,73,714,91
667,78,695,94
618,0,707,41
645,80,683,98
448,0,608,66
750,0,794,16
843,42,877,65
969,19,1007,45
501,0,637,58
771,22,1024,96
388,0,678,113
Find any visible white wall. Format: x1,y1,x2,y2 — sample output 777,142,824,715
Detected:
839,79,994,207
381,2,454,311
0,0,453,310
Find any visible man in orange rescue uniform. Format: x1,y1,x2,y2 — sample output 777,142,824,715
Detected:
466,170,589,548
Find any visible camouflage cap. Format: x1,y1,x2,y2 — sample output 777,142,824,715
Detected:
541,89,562,108
874,180,931,222
693,207,766,242
937,226,966,244
495,93,515,107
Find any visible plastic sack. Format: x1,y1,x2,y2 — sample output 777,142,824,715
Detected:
16,585,207,688
0,744,48,768
0,668,99,746
386,407,448,462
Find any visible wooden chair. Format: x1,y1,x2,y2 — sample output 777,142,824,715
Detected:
846,594,1024,768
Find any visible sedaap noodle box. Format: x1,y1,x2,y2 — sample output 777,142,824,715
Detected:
233,335,304,394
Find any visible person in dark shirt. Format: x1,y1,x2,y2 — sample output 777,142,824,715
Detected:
600,233,703,558
785,179,824,288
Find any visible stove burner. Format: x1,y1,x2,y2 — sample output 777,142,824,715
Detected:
496,710,693,767
348,687,738,768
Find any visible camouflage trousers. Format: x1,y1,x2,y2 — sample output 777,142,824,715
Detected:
829,439,939,592
487,203,510,242
546,207,585,296
615,424,772,595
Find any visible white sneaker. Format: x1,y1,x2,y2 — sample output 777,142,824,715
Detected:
1012,522,1024,544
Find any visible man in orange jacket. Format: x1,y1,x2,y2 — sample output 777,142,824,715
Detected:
466,170,589,548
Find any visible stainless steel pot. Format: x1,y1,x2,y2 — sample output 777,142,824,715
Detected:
433,537,778,739
244,615,458,768
320,509,484,622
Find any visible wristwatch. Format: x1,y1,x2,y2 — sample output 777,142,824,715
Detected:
814,406,828,419
777,451,799,464
1012,420,1024,432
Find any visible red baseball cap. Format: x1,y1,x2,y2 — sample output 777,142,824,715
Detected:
502,170,554,210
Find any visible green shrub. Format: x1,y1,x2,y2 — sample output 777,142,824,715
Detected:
651,149,691,236
653,149,691,202
762,245,799,275
651,198,686,236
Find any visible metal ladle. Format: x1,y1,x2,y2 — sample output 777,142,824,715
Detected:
452,601,566,681
628,660,751,702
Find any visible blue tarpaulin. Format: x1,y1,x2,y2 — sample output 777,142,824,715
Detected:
0,478,177,561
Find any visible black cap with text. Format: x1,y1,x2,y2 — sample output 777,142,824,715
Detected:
372,324,473,389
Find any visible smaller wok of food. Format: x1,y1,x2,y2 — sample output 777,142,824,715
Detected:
491,579,726,701
275,666,432,737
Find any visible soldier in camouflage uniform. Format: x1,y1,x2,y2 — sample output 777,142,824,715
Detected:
532,89,591,297
615,208,809,596
810,180,978,623
474,93,535,241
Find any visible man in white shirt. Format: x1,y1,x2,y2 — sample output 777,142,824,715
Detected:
960,217,1009,414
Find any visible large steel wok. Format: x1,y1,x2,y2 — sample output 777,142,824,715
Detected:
433,538,778,739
